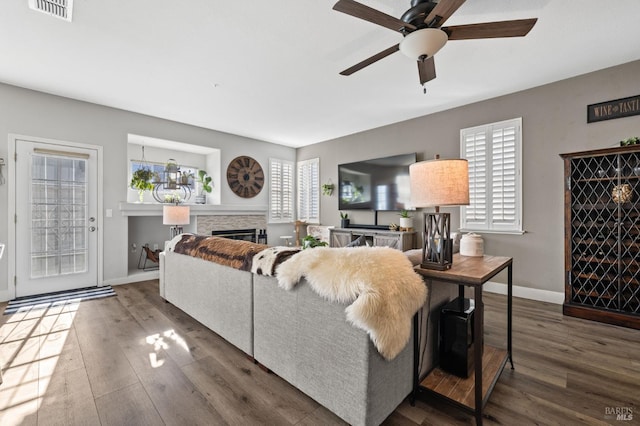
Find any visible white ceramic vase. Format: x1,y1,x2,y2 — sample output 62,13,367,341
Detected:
399,217,413,229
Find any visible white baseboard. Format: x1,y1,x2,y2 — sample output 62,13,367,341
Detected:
103,270,159,287
483,281,564,305
0,273,159,302
0,290,13,303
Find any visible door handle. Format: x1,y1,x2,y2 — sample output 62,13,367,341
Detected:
89,226,96,232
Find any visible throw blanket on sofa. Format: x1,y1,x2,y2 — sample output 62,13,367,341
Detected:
275,246,427,360
251,246,301,276
173,234,267,272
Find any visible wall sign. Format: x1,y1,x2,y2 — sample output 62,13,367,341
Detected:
587,94,640,123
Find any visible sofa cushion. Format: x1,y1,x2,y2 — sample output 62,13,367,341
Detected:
346,234,367,247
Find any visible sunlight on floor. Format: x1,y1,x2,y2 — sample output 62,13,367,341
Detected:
0,301,78,425
146,329,190,368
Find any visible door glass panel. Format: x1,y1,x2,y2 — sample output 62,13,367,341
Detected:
30,154,88,279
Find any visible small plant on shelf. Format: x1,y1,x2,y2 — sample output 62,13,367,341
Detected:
196,170,213,194
302,235,328,249
340,212,350,228
194,170,213,204
130,167,154,202
398,209,413,230
163,192,182,204
620,136,640,146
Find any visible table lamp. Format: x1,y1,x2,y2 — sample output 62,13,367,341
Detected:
163,204,190,239
410,155,469,270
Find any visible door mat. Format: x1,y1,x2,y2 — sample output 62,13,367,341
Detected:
4,286,116,315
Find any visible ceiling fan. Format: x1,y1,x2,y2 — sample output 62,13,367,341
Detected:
333,0,537,90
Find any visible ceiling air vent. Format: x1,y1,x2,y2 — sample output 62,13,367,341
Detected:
28,0,73,22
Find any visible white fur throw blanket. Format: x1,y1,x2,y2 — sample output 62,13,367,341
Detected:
276,246,427,360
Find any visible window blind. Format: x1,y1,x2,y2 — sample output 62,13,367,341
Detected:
461,118,522,233
297,158,320,223
269,158,294,223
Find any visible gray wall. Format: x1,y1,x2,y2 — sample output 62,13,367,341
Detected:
2,60,639,297
298,59,640,293
0,83,295,297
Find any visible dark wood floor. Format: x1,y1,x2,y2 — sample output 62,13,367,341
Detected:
1,280,639,425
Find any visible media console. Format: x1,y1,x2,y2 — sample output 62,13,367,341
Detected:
329,227,417,251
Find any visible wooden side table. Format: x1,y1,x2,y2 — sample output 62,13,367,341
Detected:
413,254,513,425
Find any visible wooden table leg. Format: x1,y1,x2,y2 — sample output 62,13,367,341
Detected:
508,263,514,369
474,285,483,425
411,312,419,405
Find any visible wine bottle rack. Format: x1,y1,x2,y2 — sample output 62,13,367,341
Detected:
560,145,640,329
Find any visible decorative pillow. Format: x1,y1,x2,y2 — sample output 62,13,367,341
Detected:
404,233,462,266
346,235,367,247
404,249,423,266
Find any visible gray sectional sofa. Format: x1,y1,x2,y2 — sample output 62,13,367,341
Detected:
159,244,455,426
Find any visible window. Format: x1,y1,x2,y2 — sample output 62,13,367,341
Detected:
297,158,320,223
129,160,198,189
460,117,523,233
269,158,294,223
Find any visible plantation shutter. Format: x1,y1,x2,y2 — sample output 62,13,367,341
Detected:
297,158,320,223
491,126,517,226
462,130,488,228
269,158,294,223
461,118,522,233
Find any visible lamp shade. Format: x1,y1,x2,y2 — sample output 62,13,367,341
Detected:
163,205,190,225
399,28,448,60
410,158,469,207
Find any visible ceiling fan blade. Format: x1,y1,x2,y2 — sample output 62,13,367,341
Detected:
418,56,436,85
424,0,466,28
340,44,400,76
333,0,416,33
443,18,538,40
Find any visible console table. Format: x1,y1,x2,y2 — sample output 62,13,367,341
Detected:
329,227,416,250
413,254,513,425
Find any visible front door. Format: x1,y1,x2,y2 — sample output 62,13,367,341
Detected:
15,139,99,297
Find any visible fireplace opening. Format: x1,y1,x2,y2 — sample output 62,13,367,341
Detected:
211,228,267,244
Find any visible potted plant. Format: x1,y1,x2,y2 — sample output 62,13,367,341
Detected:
130,167,154,203
620,136,640,146
195,170,213,204
398,210,413,230
340,212,350,228
302,235,329,249
322,182,334,196
180,170,194,185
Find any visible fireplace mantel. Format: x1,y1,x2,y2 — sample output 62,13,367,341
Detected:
119,202,268,217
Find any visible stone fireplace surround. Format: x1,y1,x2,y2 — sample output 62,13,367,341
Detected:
196,214,267,236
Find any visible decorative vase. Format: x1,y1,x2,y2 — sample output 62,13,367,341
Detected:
460,233,484,257
341,219,350,228
194,181,206,204
612,184,632,204
399,217,413,230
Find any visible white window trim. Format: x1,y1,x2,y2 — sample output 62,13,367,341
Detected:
297,158,320,224
460,117,524,234
269,158,294,224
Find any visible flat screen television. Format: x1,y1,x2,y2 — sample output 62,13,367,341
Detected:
338,153,416,211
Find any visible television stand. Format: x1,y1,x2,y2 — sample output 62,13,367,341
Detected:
347,224,389,230
330,227,417,251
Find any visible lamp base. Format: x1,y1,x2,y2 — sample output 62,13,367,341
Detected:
169,226,184,240
420,211,453,270
419,259,452,271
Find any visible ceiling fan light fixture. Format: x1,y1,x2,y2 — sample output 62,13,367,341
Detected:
399,28,448,60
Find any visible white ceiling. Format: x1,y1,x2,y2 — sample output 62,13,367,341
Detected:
1,1,639,148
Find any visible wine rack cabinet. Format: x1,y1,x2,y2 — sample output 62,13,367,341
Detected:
560,145,640,329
